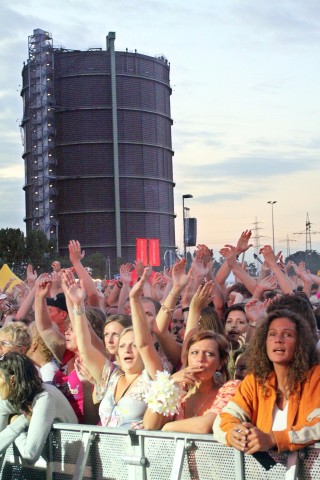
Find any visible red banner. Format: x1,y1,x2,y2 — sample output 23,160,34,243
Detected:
149,238,160,266
136,238,148,266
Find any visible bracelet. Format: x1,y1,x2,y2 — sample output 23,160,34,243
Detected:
161,303,175,314
169,291,180,300
182,306,190,313
117,281,123,289
73,306,85,316
249,323,256,328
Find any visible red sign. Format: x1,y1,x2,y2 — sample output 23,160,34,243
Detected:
149,238,160,266
135,238,160,266
136,238,148,266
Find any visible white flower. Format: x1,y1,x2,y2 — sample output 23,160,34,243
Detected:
144,371,182,416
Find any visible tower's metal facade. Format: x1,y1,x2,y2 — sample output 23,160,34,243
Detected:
21,29,175,267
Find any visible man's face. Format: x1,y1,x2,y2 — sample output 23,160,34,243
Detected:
48,306,68,333
141,301,157,329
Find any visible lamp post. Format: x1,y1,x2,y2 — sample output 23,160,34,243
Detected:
182,194,193,258
267,201,277,251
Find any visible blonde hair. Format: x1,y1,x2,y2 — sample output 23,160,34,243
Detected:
28,322,54,363
0,322,31,351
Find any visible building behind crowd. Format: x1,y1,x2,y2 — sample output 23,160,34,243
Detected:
21,29,175,269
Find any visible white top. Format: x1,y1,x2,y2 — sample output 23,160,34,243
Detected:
40,360,59,383
272,401,289,430
0,383,77,464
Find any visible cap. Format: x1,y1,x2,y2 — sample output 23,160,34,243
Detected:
46,293,68,312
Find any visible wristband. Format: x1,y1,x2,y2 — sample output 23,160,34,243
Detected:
73,306,85,316
249,323,256,328
182,307,190,313
117,281,123,289
161,303,175,314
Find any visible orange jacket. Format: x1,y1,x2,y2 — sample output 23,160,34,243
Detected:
213,365,320,452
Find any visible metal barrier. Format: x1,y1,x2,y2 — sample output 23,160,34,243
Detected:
0,423,319,480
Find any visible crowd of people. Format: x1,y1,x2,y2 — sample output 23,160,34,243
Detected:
0,230,320,464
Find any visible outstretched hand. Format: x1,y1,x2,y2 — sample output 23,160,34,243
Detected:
236,230,253,255
62,270,86,305
69,240,85,264
129,267,150,299
190,281,213,311
172,258,189,290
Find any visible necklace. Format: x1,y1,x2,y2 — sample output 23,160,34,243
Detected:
185,390,216,418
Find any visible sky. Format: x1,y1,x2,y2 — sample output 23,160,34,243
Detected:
1,0,320,263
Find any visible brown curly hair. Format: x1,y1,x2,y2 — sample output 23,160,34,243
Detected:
246,309,319,397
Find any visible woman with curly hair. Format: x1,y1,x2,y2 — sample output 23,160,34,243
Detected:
214,309,320,453
0,352,77,463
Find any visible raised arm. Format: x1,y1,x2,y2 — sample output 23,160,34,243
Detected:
34,276,66,362
216,230,253,290
62,270,107,383
129,269,163,379
117,263,132,314
185,281,213,335
154,259,190,367
259,246,294,294
220,245,257,294
68,240,100,307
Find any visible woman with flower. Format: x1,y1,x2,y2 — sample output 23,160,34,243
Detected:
143,330,238,433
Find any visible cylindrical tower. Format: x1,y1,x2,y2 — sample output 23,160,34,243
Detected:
21,29,175,269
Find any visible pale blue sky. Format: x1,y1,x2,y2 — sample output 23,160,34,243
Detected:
1,0,319,260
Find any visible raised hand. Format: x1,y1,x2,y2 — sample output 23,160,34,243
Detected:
62,270,86,305
257,274,278,292
219,244,238,268
236,230,253,255
134,259,144,279
35,274,52,298
129,267,149,299
51,261,61,272
69,240,85,265
190,281,214,311
259,245,280,268
119,263,133,284
245,298,270,325
27,264,37,285
192,250,209,280
196,244,213,266
172,258,189,290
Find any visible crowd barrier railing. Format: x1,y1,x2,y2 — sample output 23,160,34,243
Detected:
0,423,319,480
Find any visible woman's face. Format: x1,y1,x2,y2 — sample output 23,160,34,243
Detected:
187,338,221,381
266,317,297,366
103,321,124,355
225,310,248,346
118,330,143,374
0,371,11,400
65,325,78,353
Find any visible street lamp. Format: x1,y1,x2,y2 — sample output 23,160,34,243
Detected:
267,201,277,251
182,194,193,258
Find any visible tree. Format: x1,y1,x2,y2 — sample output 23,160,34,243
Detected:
25,230,56,272
0,228,25,267
286,250,320,275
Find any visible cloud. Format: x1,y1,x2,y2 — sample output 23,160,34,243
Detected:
175,154,319,181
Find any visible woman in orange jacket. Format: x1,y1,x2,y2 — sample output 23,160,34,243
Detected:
213,308,320,453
